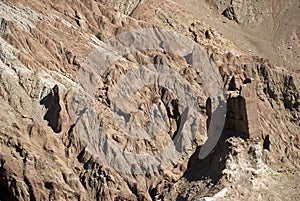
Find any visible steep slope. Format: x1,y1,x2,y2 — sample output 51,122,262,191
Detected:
173,0,300,69
0,0,299,201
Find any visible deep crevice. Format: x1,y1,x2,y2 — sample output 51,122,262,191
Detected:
0,182,17,201
24,176,36,201
263,135,270,150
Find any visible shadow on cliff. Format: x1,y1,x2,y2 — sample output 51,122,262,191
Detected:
182,96,250,185
40,85,62,133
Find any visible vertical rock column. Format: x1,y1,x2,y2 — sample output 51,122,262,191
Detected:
241,81,260,139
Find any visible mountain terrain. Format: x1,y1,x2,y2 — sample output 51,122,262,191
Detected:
0,0,299,200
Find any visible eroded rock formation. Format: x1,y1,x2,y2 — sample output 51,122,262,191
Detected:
0,0,299,200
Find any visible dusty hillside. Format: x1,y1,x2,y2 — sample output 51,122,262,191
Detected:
122,0,300,67
0,0,299,201
173,0,300,70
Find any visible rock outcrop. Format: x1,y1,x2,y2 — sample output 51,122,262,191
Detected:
0,0,299,200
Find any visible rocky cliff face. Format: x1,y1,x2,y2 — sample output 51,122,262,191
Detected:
0,0,299,200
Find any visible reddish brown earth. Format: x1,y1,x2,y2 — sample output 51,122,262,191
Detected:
0,0,299,200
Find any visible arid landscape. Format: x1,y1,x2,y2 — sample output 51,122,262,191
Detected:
0,0,299,200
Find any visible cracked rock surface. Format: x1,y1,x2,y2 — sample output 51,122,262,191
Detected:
0,0,299,200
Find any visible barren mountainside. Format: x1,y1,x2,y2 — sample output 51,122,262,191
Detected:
0,0,299,201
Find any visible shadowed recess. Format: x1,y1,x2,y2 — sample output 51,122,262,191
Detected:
40,85,62,133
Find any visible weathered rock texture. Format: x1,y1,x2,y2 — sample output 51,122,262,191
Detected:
0,0,299,201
